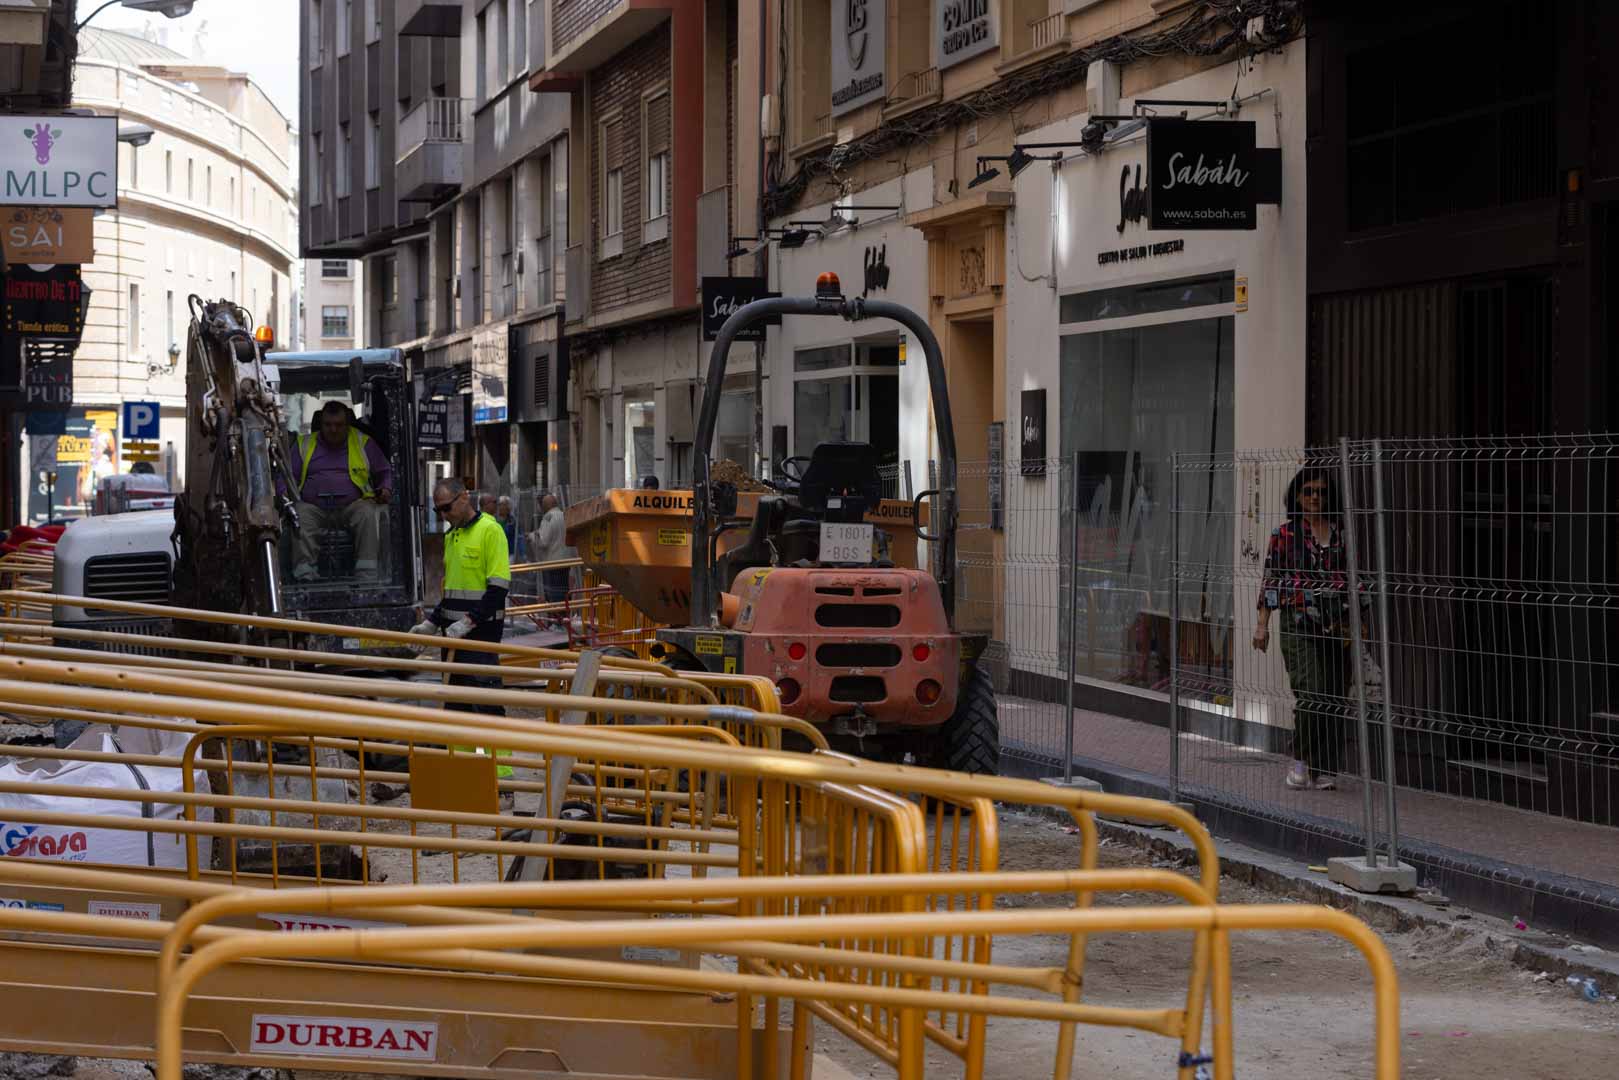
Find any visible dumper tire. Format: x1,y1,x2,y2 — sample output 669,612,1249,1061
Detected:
931,665,1001,776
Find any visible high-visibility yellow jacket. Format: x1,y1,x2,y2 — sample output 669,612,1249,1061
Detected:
439,510,511,625
298,428,375,498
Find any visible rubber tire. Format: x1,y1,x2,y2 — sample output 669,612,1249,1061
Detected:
930,665,1001,775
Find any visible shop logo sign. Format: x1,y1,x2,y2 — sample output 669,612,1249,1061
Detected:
862,244,890,296
1146,118,1258,231
832,0,886,114
845,0,869,67
1117,164,1146,234
24,125,61,165
0,116,116,207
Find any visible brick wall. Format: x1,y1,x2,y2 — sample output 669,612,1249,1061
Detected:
588,23,673,314
554,0,620,53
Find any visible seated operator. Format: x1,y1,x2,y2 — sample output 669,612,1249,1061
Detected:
290,400,393,581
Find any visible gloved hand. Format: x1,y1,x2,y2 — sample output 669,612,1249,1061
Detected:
445,617,475,640
409,619,440,638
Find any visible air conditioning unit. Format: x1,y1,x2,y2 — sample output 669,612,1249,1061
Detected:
760,94,780,140
1086,60,1120,119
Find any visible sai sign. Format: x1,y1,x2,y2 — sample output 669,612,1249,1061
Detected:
1,207,94,265
1146,118,1257,231
122,400,160,440
0,116,117,209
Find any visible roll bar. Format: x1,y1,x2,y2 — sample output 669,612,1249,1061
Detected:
690,285,958,629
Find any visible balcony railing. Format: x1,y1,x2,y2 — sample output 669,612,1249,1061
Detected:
1029,12,1067,53
397,97,469,202
397,97,469,161
888,67,940,109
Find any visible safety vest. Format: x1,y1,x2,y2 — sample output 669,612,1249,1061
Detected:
442,510,512,615
299,428,374,498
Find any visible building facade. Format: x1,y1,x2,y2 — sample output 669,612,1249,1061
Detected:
750,0,1305,713
17,26,297,522
532,0,743,493
300,0,573,514
302,255,365,350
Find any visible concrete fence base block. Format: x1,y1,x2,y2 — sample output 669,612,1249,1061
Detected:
1328,856,1419,895
1039,775,1104,794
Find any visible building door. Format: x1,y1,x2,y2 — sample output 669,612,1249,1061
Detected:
949,317,997,636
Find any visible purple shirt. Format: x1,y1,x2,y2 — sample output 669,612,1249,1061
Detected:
298,433,393,507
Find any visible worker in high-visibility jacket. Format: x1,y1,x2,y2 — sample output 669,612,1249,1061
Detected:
291,400,392,581
411,477,513,777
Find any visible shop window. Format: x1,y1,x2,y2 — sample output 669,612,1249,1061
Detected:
1057,279,1235,696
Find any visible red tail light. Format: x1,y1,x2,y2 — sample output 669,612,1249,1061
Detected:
912,643,931,663
787,641,807,661
777,678,801,705
916,679,942,705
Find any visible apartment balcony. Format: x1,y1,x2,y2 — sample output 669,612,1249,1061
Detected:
397,97,469,203
547,0,670,74
998,11,1069,75
398,0,462,36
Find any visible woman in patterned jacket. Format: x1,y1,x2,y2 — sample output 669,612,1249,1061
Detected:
1252,467,1354,790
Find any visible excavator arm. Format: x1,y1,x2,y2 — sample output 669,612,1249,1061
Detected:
170,298,298,622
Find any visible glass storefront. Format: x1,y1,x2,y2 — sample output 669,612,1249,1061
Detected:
1059,273,1235,697
791,341,899,469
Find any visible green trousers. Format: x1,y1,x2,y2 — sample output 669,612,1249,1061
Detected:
1277,610,1352,777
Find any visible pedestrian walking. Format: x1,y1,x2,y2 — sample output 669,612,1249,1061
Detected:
1252,467,1354,791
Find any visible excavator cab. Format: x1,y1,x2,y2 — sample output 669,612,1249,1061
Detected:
263,348,423,644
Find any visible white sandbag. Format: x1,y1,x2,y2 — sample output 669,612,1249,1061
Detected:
0,724,212,870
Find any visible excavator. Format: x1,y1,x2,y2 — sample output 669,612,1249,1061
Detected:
52,297,423,652
46,298,424,878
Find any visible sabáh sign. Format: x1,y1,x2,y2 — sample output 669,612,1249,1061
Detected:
1146,118,1257,231
701,276,779,341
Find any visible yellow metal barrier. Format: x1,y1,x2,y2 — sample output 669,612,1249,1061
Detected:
140,875,1400,1080
0,590,672,671
0,656,1260,1080
0,667,1402,1080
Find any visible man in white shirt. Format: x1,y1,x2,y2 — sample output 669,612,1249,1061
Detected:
527,492,573,603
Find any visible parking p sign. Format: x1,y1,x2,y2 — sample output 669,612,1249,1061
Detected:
122,400,159,440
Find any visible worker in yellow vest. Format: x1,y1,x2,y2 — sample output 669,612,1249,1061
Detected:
291,400,393,581
412,476,511,710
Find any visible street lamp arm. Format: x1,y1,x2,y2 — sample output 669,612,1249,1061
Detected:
74,0,123,31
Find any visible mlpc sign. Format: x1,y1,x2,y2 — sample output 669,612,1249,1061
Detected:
0,116,117,208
